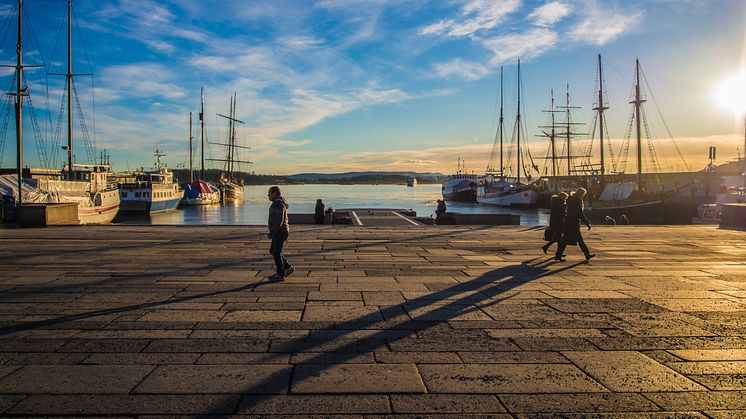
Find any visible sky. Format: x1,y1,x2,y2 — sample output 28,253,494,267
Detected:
0,0,745,176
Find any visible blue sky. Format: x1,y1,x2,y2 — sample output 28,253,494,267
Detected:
1,0,744,175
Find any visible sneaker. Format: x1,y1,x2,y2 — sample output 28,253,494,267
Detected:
284,266,295,277
553,256,565,262
268,274,285,281
585,253,596,261
541,245,549,255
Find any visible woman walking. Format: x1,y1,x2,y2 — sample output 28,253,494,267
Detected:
555,187,595,262
542,192,567,255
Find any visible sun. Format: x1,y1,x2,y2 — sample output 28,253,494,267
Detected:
716,71,746,115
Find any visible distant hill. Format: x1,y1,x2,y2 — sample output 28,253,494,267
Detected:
171,169,445,185
288,171,445,183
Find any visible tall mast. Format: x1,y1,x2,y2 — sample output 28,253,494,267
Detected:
499,66,504,180
66,0,73,175
14,0,24,207
188,112,193,183
593,54,608,178
200,87,205,180
631,58,645,190
230,93,237,176
516,59,521,184
550,90,556,180
565,84,571,176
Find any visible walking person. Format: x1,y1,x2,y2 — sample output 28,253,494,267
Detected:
555,187,595,262
314,199,325,224
267,186,294,281
542,192,567,255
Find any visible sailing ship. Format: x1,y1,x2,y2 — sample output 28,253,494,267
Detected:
586,57,695,224
441,157,478,202
182,88,220,206
3,0,120,224
210,93,251,204
118,150,181,214
477,62,538,207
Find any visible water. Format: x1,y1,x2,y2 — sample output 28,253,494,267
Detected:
115,184,549,226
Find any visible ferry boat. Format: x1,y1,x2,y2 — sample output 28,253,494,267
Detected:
442,158,478,202
119,151,181,214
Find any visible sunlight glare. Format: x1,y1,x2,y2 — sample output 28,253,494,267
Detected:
716,71,746,114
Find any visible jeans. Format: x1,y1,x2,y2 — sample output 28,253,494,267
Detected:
270,229,290,276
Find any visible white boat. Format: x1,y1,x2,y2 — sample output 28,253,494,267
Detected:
119,151,181,214
36,165,120,224
477,176,538,207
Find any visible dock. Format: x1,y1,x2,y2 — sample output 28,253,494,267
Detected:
0,224,744,416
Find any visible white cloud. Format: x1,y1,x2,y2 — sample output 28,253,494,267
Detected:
98,63,187,102
528,1,571,27
568,1,641,45
419,0,522,38
481,28,558,65
432,59,490,80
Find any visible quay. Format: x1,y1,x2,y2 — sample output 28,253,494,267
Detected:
0,224,745,416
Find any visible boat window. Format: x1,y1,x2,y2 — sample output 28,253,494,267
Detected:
135,192,140,197
122,192,128,197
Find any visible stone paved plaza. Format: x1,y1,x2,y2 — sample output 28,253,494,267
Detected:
0,224,745,417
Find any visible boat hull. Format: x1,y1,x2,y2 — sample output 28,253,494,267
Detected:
442,176,479,203
77,189,120,224
478,186,538,207
182,181,220,206
119,197,181,214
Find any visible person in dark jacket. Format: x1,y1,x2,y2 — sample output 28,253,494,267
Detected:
555,187,595,262
435,199,447,218
314,199,325,224
267,186,293,280
542,192,567,255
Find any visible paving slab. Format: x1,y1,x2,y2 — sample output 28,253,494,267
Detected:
0,365,154,394
563,351,706,392
419,363,607,393
291,364,426,393
133,365,293,394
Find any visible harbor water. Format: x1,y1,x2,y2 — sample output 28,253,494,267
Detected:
115,184,550,226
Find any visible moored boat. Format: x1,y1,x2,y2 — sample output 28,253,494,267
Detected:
119,151,181,214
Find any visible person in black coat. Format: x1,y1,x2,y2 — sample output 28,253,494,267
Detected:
314,199,325,224
542,192,567,255
555,187,595,262
435,199,447,218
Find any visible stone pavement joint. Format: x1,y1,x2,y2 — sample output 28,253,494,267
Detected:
0,224,744,416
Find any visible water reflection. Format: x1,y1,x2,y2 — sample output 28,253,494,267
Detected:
115,184,549,226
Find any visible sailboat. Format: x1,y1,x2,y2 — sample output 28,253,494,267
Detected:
182,88,220,206
587,58,694,224
4,0,120,224
478,61,538,207
210,93,251,204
